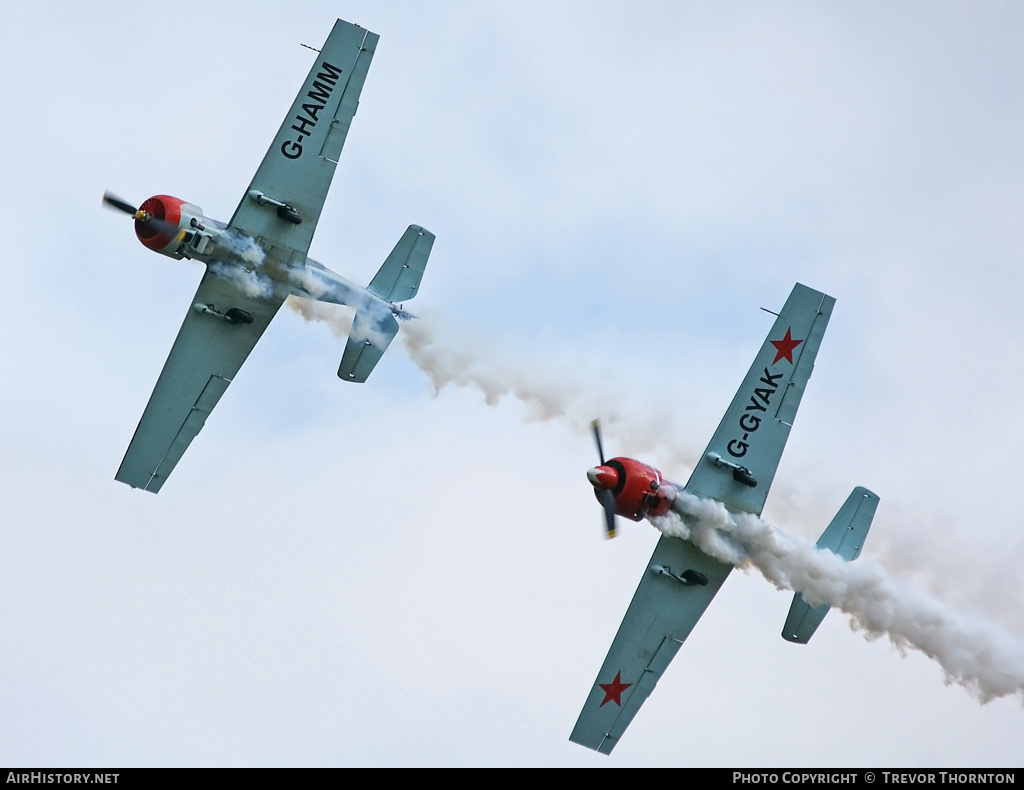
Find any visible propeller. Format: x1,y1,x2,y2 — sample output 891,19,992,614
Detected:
102,191,179,236
590,419,618,539
102,192,139,216
591,418,606,466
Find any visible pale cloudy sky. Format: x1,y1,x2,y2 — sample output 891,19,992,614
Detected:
1,0,1022,766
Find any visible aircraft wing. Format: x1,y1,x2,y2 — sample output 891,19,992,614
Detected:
569,535,732,754
115,271,285,493
683,283,835,515
227,20,379,255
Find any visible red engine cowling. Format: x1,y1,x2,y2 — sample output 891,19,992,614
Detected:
134,195,203,255
592,457,677,521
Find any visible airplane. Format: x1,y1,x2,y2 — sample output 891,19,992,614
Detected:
103,20,435,493
570,283,878,755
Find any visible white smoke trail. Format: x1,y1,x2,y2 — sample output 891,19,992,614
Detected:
653,493,1024,705
401,316,586,421
286,296,354,339
224,230,267,266
209,261,274,299
284,300,699,463
399,313,703,470
285,301,1024,681
286,295,399,351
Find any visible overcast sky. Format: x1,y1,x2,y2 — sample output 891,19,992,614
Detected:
1,0,1023,767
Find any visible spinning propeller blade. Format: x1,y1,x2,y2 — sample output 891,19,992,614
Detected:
591,419,606,465
102,192,138,216
590,420,618,539
598,488,617,539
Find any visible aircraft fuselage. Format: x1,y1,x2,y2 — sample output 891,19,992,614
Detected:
132,193,405,317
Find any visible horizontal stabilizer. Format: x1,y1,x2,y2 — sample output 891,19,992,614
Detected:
782,486,878,644
337,307,399,383
366,225,435,303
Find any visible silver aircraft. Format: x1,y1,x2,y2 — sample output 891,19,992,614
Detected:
571,284,878,755
104,20,434,493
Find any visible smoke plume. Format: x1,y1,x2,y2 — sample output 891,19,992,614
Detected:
653,493,1024,705
210,261,273,299
286,302,699,464
286,304,1024,702
399,313,703,470
210,230,273,298
286,296,354,339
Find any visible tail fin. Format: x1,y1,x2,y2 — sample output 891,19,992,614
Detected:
782,486,879,644
367,225,434,303
337,225,435,383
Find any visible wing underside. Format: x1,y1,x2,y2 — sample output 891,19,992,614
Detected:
115,271,283,493
683,283,835,516
228,20,379,255
570,535,732,754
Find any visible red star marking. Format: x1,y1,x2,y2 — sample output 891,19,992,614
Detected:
599,671,632,707
770,327,804,365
